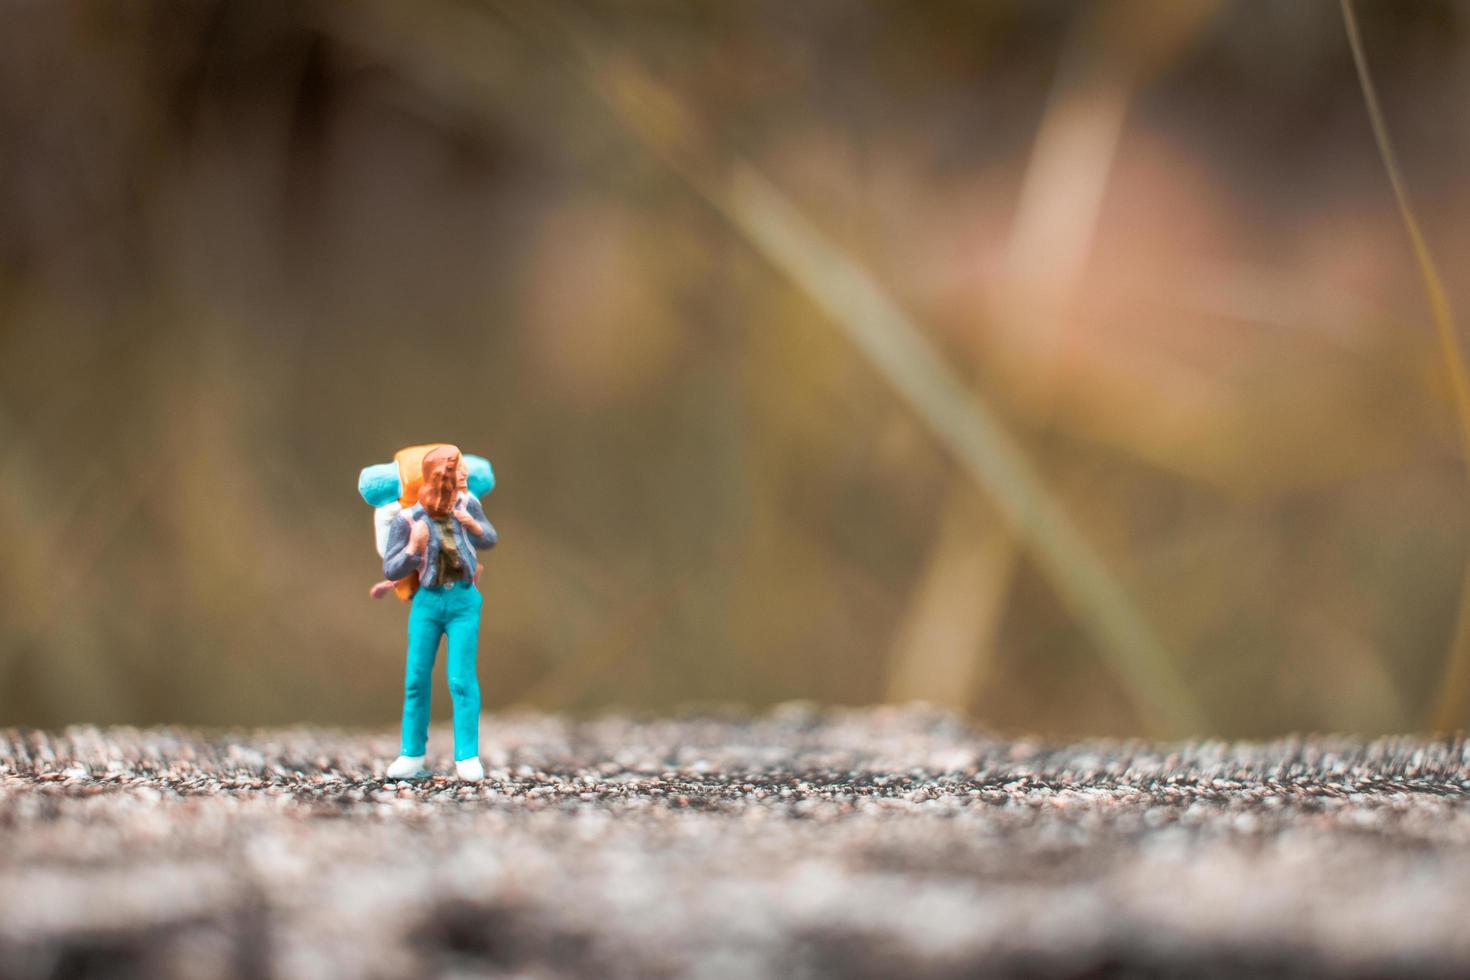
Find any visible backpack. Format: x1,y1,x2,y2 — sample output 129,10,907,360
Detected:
359,445,495,601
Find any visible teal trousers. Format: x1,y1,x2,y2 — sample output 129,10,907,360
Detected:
401,582,482,760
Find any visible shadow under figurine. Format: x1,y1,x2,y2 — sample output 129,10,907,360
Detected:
358,444,498,782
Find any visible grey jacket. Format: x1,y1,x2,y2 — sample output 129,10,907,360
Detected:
383,494,497,588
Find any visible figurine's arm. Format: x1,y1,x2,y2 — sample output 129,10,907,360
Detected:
458,495,498,550
383,512,425,581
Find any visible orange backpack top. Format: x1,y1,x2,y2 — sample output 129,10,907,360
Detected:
387,445,440,601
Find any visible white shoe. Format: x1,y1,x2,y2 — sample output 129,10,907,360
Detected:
386,754,430,780
455,757,485,782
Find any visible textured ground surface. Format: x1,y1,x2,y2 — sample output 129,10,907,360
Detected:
3,708,1470,979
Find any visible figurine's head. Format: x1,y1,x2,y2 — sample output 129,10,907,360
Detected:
419,444,462,518
456,459,469,493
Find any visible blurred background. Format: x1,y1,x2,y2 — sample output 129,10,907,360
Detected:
3,0,1470,739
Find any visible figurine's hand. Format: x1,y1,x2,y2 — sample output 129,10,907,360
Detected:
407,518,430,556
453,505,483,537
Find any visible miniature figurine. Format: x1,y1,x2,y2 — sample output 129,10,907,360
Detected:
358,444,497,781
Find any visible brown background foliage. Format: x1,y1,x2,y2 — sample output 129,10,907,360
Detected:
3,1,1470,738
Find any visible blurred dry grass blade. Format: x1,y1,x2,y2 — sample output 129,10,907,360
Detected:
722,166,1206,735
345,0,1209,734
1340,0,1470,732
886,1,1221,713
